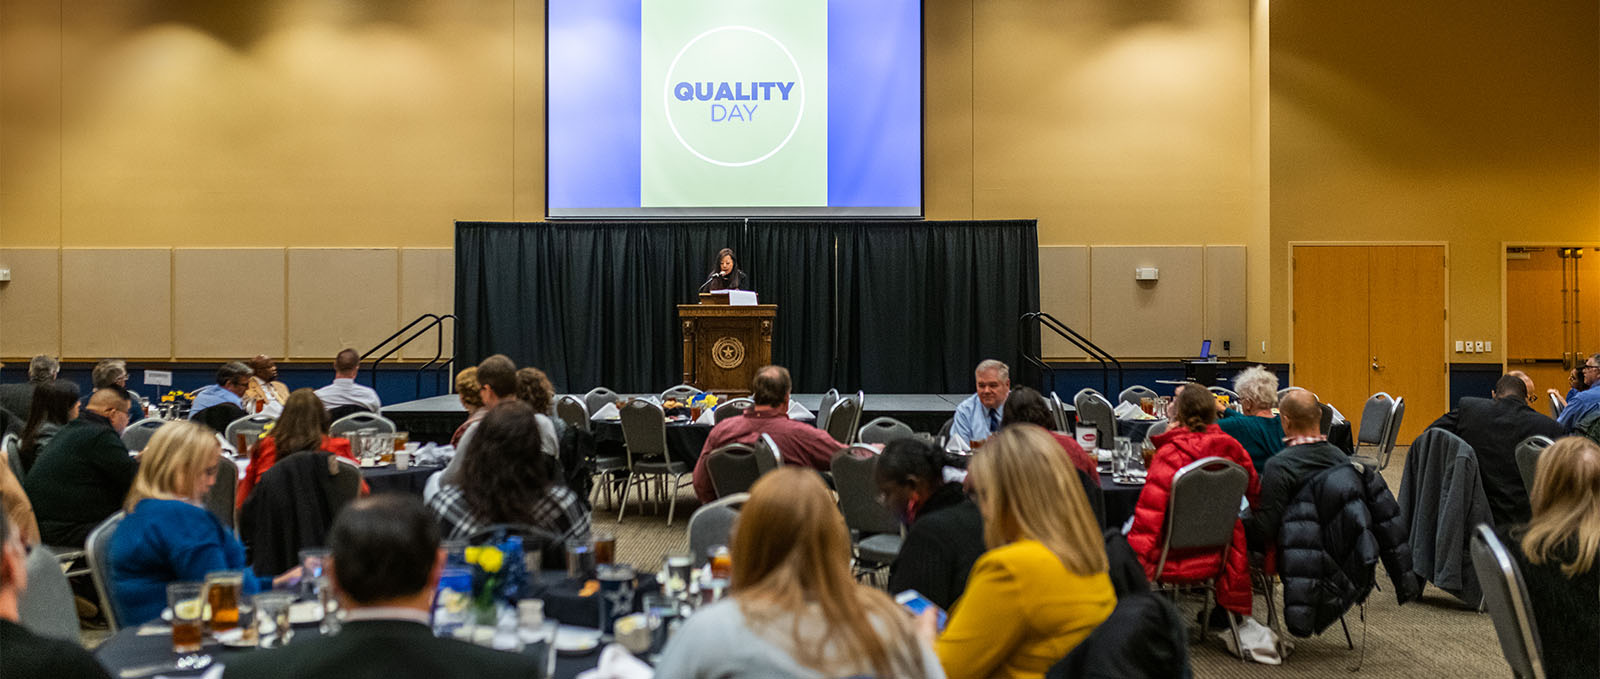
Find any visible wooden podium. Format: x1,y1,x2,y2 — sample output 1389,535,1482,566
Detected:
679,298,776,394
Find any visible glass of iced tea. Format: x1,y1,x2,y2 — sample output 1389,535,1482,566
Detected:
594,531,616,566
708,545,732,581
205,570,244,633
168,582,204,653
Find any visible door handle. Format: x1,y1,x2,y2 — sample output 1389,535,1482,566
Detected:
1371,357,1384,371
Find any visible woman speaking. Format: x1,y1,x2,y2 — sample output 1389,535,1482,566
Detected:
702,247,749,292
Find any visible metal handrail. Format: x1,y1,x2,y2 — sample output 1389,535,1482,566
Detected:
363,313,457,396
1019,312,1124,395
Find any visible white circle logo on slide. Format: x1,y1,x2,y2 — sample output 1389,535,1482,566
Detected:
664,26,805,168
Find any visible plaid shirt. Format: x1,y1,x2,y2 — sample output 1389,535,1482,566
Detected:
426,482,592,544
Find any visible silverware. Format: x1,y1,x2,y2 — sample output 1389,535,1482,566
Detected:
119,653,213,678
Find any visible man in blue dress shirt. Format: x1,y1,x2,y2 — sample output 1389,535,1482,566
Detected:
948,359,1011,451
1558,353,1600,431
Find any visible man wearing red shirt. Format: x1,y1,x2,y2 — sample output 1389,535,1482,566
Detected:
692,365,845,503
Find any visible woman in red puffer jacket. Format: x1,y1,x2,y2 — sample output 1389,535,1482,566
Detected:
1126,383,1260,616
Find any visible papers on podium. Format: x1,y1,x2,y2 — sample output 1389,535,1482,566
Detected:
707,289,759,305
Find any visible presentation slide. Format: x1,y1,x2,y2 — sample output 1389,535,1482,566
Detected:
548,0,922,218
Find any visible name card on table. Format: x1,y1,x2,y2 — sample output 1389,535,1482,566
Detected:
144,370,173,386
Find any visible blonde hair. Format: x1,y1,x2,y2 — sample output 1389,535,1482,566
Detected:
731,467,926,678
1522,436,1600,577
125,421,222,511
971,424,1108,575
455,367,483,410
1232,365,1280,411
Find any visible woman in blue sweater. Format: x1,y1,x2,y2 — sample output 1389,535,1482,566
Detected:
108,421,297,625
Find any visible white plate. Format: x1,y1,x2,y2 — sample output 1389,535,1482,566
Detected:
288,601,325,624
554,625,602,653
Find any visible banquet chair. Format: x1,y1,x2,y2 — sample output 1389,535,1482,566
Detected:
224,414,277,451
817,389,840,432
825,394,863,445
583,387,620,418
830,447,902,582
752,433,781,473
18,540,78,642
467,523,566,571
704,443,763,498
326,403,371,422
1377,397,1405,470
857,417,915,445
1351,392,1395,467
86,512,128,633
1547,392,1563,419
330,411,396,437
1151,457,1249,653
120,418,167,452
660,384,703,402
1049,392,1074,431
1470,525,1547,679
1073,389,1117,450
238,452,360,574
713,397,753,423
617,399,691,525
2,432,20,481
556,395,590,433
1514,435,1555,495
1118,385,1159,406
688,493,748,567
204,455,239,529
936,418,954,448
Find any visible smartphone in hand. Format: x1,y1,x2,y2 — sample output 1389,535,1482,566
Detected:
894,589,947,631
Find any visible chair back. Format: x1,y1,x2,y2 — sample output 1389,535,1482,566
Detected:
817,389,840,431
1049,392,1075,431
1377,397,1405,469
583,387,620,418
936,418,954,447
1153,457,1249,579
556,395,590,432
1319,403,1335,436
326,404,372,422
2,432,20,481
688,493,748,566
224,414,277,450
826,395,862,445
1469,525,1547,679
618,399,669,464
830,447,899,536
857,417,915,445
1118,385,1159,406
1547,392,1563,419
1208,386,1240,401
713,397,754,423
330,411,396,437
466,523,566,571
238,453,359,574
753,433,781,472
703,443,763,498
1355,392,1395,447
86,512,127,632
120,418,167,452
660,384,703,402
18,540,80,642
1073,389,1117,450
204,455,239,528
1514,435,1555,493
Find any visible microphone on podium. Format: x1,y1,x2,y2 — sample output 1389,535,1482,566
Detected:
699,271,721,293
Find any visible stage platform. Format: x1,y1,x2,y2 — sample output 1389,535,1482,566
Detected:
384,393,971,444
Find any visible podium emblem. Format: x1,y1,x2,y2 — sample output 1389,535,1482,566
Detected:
711,336,746,369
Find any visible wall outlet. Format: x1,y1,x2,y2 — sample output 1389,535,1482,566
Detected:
0,267,10,282
1475,341,1486,353
1484,340,1492,353
1455,340,1465,353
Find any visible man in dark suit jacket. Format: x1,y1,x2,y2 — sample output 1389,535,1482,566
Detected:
1426,372,1564,529
21,388,136,547
224,495,543,679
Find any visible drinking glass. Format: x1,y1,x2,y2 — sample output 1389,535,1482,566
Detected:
597,564,636,636
566,539,597,579
593,531,616,566
298,548,331,598
316,575,341,635
708,545,732,582
663,553,693,595
204,570,244,633
168,582,204,654
641,593,680,656
253,591,296,649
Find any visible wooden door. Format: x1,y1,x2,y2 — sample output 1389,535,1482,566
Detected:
1292,246,1372,424
1506,247,1600,403
1368,246,1446,441
1577,251,1600,358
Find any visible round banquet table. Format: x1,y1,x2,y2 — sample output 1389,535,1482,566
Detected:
361,463,445,496
1098,472,1145,529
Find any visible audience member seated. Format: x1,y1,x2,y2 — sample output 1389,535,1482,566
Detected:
1500,436,1600,679
514,366,564,447
948,359,1011,451
1216,365,1286,472
0,355,59,427
189,361,254,434
108,421,298,625
0,447,35,547
1001,386,1098,482
236,389,364,510
439,355,551,487
1246,390,1350,549
1548,365,1588,412
450,367,484,447
1429,372,1564,529
875,438,984,610
23,388,137,547
1126,384,1261,636
92,358,146,420
656,467,943,679
1557,353,1600,431
222,495,546,679
426,402,590,552
16,380,80,474
315,348,382,417
0,515,113,679
692,365,845,503
932,424,1114,678
244,354,290,417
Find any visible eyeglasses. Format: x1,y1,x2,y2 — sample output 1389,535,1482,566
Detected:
1583,364,1600,373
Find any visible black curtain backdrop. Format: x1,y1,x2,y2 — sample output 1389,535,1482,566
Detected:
456,220,1039,394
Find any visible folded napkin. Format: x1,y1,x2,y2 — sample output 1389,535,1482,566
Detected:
695,409,716,426
1113,401,1142,419
590,402,620,420
414,442,453,466
787,401,814,420
575,644,654,679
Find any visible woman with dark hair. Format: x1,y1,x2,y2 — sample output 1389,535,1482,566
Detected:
236,389,364,508
18,380,80,474
873,438,984,610
426,401,590,545
703,247,748,292
1001,387,1098,482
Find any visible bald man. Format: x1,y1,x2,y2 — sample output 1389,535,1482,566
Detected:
22,388,138,546
1427,373,1565,529
1247,390,1350,548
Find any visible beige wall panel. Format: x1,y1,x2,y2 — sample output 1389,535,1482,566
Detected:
172,249,285,359
287,249,398,360
1089,246,1204,358
1204,246,1247,359
1038,246,1088,359
61,248,170,359
399,248,454,360
0,248,61,357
